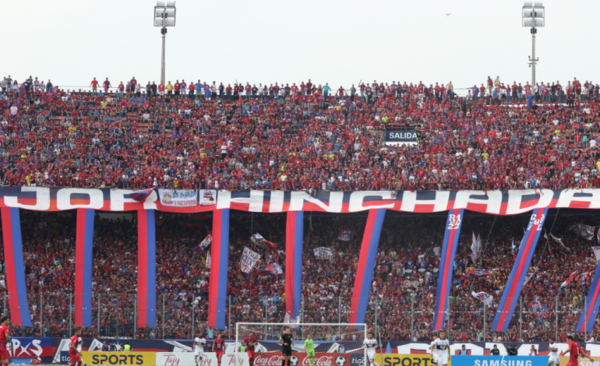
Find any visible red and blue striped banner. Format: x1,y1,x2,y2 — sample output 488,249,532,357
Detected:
492,208,548,332
1,207,32,327
432,208,464,331
137,209,156,328
575,263,600,332
208,209,230,329
74,209,94,327
286,211,303,318
349,209,386,325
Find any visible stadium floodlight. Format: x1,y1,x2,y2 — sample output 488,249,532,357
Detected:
154,1,176,86
522,1,544,87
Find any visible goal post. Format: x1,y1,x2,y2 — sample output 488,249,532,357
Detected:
235,322,369,366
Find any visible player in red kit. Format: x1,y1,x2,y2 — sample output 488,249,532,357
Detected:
0,316,11,366
244,332,258,366
70,328,83,366
212,333,225,366
564,334,593,366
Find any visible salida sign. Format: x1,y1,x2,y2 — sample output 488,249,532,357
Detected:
385,130,418,145
254,353,350,366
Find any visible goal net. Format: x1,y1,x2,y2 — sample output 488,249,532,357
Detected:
235,322,368,366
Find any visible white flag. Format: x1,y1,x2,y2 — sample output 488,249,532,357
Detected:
592,247,600,262
240,247,261,273
470,232,478,262
313,247,334,261
206,252,211,268
471,291,493,307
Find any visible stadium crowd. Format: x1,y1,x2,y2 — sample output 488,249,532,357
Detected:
1,74,600,342
0,209,598,344
0,75,600,191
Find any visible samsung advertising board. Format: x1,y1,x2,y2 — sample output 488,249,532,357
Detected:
385,130,418,146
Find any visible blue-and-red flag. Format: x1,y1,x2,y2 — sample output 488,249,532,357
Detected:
258,262,284,275
75,208,94,327
575,263,600,332
432,208,464,331
1,207,32,327
491,208,548,332
137,209,156,328
208,209,230,329
286,211,303,318
130,188,155,202
349,209,386,325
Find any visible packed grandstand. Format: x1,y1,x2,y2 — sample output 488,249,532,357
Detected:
1,75,600,346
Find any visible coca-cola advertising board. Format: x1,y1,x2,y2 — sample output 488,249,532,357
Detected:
254,352,350,366
156,352,250,366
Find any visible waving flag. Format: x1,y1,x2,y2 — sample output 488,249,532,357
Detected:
258,262,283,275
471,232,478,262
511,238,518,255
433,209,464,331
195,234,212,252
528,297,549,319
337,229,354,242
466,269,493,277
570,224,596,241
130,188,156,202
251,233,277,251
492,208,548,332
558,271,579,293
582,270,592,285
471,291,493,307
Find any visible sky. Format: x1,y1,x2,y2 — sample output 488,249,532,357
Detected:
3,0,599,92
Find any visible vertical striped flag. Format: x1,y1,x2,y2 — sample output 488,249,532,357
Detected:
349,209,386,326
286,211,304,318
75,209,94,327
1,207,32,327
432,208,464,331
137,209,157,328
207,209,230,329
491,208,548,332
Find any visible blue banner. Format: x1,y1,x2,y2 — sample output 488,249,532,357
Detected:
491,208,548,332
452,356,548,366
433,209,464,330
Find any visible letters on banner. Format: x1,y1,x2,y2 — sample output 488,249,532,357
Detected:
7,187,600,214
240,247,261,273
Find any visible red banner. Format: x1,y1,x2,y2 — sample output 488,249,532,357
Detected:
254,353,350,366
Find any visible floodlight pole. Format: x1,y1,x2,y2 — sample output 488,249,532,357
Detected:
161,27,167,87
530,28,537,87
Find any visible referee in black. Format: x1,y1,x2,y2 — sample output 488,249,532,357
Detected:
279,328,293,366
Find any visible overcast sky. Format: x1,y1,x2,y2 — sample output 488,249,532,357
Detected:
3,0,599,91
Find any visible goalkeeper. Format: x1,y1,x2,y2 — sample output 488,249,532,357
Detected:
305,334,315,366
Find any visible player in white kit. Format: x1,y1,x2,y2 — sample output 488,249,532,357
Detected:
430,331,450,366
363,333,378,366
548,338,559,366
194,336,207,366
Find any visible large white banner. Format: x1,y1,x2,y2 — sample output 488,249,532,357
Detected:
240,247,261,273
159,189,198,207
156,352,249,366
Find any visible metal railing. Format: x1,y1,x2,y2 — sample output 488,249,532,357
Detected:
1,292,591,341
